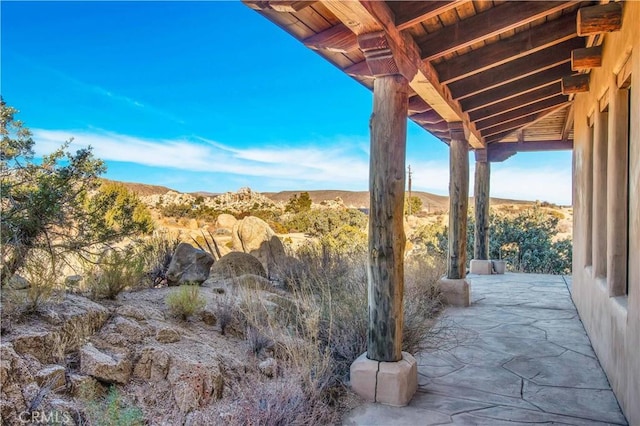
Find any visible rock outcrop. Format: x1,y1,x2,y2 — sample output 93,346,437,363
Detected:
231,217,286,278
209,252,266,280
80,343,132,385
166,243,214,285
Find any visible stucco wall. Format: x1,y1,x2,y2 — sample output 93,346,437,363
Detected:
572,3,639,424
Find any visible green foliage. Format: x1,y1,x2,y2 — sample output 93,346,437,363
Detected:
86,248,146,299
409,222,448,258
285,208,367,236
319,224,368,256
404,195,423,215
166,284,206,320
84,385,144,426
0,99,152,285
285,191,312,213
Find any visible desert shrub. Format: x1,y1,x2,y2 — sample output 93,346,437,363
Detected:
86,248,146,300
405,195,423,215
246,325,274,358
285,191,312,213
83,385,144,426
166,284,206,320
409,222,448,258
284,208,367,236
141,232,180,286
319,224,368,256
19,250,64,313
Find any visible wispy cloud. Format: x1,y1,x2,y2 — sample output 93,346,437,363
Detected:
31,128,370,186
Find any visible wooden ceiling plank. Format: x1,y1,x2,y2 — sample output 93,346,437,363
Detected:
436,12,577,84
468,82,562,122
485,103,571,142
572,46,602,71
577,3,623,36
561,104,574,141
562,73,590,94
303,23,358,52
481,111,552,138
459,63,572,111
449,38,583,100
269,1,317,12
388,1,462,31
476,95,568,131
491,140,573,152
416,1,576,61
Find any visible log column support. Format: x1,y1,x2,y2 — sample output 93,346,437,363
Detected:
438,122,471,306
470,151,492,275
350,30,417,408
367,74,408,363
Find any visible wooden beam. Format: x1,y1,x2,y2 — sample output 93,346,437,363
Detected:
460,63,571,111
322,0,484,148
477,95,568,132
408,96,431,114
303,23,358,53
436,12,578,84
388,0,461,31
468,82,562,122
474,161,490,260
572,46,602,71
449,38,583,100
577,3,623,36
411,109,443,125
447,122,469,279
416,1,576,61
368,74,408,362
562,73,590,94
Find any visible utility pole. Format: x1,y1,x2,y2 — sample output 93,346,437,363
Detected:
407,165,413,216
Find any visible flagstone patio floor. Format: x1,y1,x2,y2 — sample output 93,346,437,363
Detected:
344,273,628,425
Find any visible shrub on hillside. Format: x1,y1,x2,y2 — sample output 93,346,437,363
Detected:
165,284,206,320
284,208,367,236
86,248,146,300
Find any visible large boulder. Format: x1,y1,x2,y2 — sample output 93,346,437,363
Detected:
209,252,266,280
231,217,286,278
166,243,214,285
80,343,132,385
215,213,237,231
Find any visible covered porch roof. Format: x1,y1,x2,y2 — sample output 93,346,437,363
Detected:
243,0,618,161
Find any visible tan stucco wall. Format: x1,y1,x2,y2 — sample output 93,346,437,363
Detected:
572,3,639,424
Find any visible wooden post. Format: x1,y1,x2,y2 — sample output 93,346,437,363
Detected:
447,122,469,279
592,110,608,278
368,74,408,362
607,82,629,296
474,160,490,260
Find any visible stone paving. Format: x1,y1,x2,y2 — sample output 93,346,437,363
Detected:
344,273,628,425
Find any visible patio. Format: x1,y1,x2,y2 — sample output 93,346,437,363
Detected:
344,273,628,425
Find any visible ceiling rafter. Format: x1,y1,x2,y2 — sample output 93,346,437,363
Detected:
388,1,463,31
477,95,568,131
459,63,572,112
449,38,584,100
468,82,562,122
416,1,577,62
435,12,578,84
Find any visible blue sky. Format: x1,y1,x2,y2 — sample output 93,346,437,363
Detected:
1,1,572,204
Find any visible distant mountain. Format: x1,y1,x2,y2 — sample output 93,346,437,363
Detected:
100,179,174,196
103,179,534,210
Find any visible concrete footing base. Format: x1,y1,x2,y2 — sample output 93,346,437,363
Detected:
470,259,493,275
350,352,417,407
438,277,470,307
